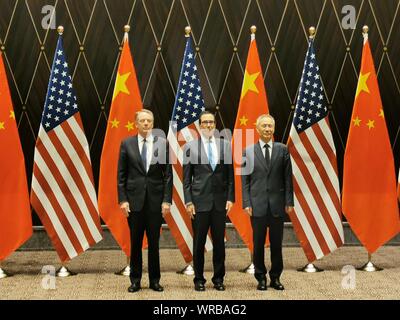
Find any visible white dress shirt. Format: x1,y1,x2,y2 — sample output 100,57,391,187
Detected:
138,133,153,172
201,134,219,165
259,139,273,159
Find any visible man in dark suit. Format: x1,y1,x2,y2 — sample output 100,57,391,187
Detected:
242,114,294,291
118,109,172,293
183,111,234,292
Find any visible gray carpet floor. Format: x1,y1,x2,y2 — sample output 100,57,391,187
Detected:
0,246,399,300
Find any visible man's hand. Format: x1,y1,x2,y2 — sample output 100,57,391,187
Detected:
186,203,196,220
161,202,171,218
285,206,294,214
225,201,233,215
245,207,253,217
120,202,130,218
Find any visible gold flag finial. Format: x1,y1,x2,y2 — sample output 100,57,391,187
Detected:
309,26,316,39
185,26,191,37
57,26,64,35
124,25,130,33
250,25,257,34
362,25,369,34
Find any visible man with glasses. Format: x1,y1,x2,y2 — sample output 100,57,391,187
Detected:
183,111,234,292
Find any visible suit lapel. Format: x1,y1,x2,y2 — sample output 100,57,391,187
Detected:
147,135,158,174
214,138,222,170
255,142,269,172
132,135,146,174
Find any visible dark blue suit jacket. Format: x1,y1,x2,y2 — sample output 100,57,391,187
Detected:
183,138,235,212
117,134,172,213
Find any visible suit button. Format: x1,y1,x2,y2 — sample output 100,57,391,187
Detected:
267,189,270,192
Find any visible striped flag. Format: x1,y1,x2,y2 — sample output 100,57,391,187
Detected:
165,32,213,263
287,37,344,262
31,34,103,262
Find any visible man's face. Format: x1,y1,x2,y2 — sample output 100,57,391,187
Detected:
199,114,216,138
135,112,154,136
256,117,275,142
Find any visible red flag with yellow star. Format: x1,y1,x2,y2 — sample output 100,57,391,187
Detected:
0,52,32,261
98,33,144,256
342,33,400,254
229,31,269,252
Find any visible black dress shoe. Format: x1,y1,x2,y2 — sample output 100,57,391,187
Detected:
257,280,267,291
128,283,141,293
270,278,285,290
149,283,164,292
213,283,225,291
194,282,206,291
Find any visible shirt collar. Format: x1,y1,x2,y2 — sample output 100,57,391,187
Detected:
201,134,216,144
259,139,273,149
138,133,153,142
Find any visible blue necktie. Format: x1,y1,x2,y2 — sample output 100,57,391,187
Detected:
208,139,216,171
141,138,147,172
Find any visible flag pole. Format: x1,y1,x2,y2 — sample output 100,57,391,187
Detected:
297,263,324,273
173,25,195,276
356,252,383,272
294,26,324,273
56,264,77,277
123,24,130,42
112,24,132,277
176,264,195,275
0,265,10,279
238,25,258,275
111,25,131,277
353,26,383,273
115,256,131,276
49,25,77,278
239,252,255,274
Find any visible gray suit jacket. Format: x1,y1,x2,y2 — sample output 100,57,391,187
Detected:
241,141,294,218
183,138,234,212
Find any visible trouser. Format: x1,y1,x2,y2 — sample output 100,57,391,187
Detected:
251,213,284,282
191,205,226,285
128,199,162,285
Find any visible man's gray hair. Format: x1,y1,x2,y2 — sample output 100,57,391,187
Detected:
135,108,154,121
255,114,275,127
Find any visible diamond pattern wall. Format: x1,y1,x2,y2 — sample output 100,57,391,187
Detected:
0,0,399,225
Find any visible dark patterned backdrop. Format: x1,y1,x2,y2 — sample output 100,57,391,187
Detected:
1,0,399,225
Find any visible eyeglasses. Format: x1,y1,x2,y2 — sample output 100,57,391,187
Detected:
201,120,215,124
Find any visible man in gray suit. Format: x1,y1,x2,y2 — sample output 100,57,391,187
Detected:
183,111,234,292
118,109,172,293
242,114,293,291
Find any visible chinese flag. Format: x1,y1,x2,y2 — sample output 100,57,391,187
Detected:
0,52,32,261
342,35,400,254
229,32,269,252
98,33,144,256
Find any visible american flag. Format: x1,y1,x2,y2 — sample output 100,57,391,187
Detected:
287,38,344,262
31,35,102,262
165,34,213,263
